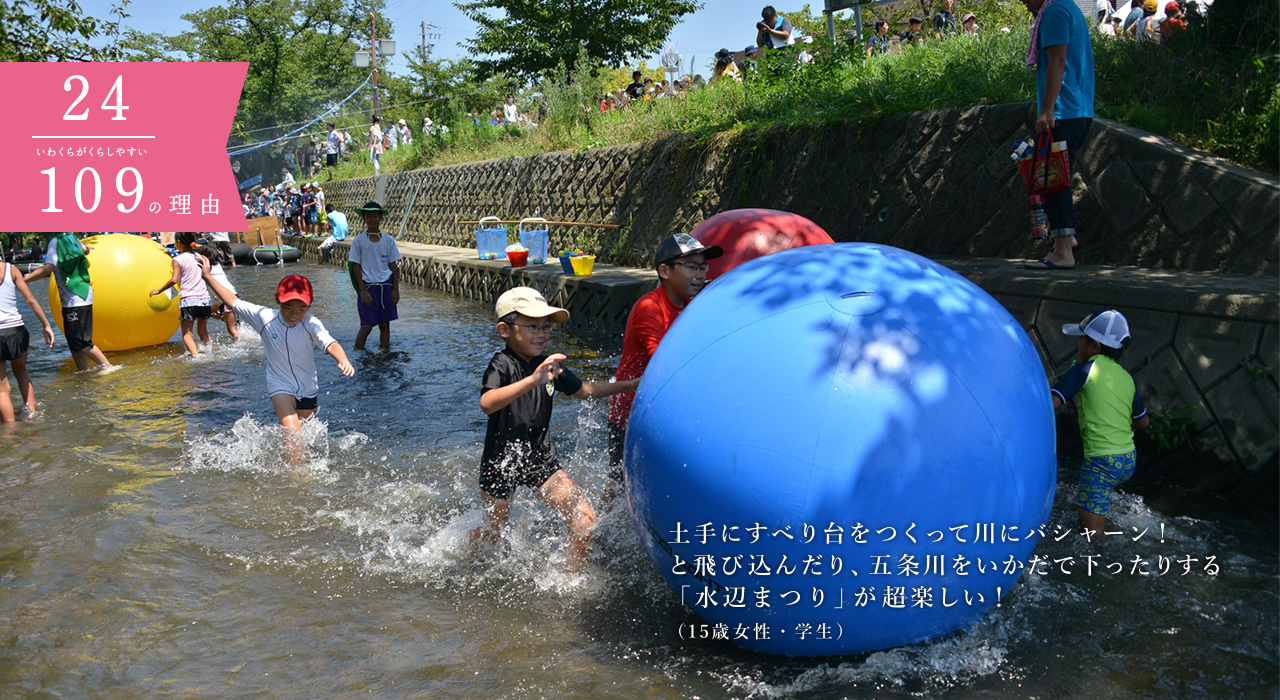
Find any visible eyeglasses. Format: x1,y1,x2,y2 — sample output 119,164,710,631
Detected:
512,323,554,335
674,261,710,273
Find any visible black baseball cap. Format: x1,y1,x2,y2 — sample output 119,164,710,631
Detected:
654,233,723,267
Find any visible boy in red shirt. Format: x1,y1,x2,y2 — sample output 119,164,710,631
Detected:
606,233,723,494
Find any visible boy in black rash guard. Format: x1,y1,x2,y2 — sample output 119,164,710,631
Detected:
469,287,638,571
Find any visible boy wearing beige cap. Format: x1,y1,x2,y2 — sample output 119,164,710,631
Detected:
471,287,639,570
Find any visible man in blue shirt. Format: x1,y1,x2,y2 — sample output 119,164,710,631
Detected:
1022,0,1094,271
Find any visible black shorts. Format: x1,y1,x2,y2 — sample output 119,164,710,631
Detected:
295,395,318,411
61,305,94,353
326,153,337,166
179,305,212,321
0,326,30,362
608,422,626,482
480,456,561,501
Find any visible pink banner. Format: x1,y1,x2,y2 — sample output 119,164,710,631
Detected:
0,62,249,233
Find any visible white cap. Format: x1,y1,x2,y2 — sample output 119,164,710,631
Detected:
495,287,568,323
1062,309,1130,349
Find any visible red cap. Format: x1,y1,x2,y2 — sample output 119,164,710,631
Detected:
276,275,313,305
1164,1,1179,12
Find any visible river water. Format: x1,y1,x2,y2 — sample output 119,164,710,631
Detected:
0,262,1275,697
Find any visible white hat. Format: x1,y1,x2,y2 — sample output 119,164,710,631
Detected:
1062,309,1130,349
398,118,406,125
423,117,433,126
495,287,568,323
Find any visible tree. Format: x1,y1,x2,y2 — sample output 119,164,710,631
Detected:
133,0,390,135
455,0,704,82
0,0,134,61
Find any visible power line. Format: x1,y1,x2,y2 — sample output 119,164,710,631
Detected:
225,89,487,152
227,73,374,155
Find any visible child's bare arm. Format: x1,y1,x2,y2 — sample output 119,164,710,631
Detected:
573,378,640,400
24,263,54,283
1132,414,1149,431
352,262,372,306
1052,394,1063,410
13,272,55,348
481,353,566,415
150,258,182,296
326,341,355,376
198,257,240,307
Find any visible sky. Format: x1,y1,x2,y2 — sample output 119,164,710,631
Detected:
80,0,863,78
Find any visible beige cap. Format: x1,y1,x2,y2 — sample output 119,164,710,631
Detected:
496,287,569,323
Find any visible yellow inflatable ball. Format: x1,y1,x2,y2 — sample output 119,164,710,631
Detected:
49,234,180,352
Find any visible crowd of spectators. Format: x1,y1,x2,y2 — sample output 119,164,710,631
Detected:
1097,0,1195,41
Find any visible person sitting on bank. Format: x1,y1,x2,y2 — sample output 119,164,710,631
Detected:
318,204,348,264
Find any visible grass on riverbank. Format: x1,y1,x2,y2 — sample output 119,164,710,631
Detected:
330,24,1276,181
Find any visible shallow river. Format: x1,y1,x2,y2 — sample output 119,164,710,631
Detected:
1,262,1276,697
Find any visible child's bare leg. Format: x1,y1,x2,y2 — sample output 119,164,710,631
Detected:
354,324,373,350
11,351,34,414
197,317,211,345
470,492,509,546
1076,506,1107,533
0,362,14,423
80,345,110,368
180,320,199,356
378,321,390,348
222,310,239,340
538,470,597,570
271,393,311,467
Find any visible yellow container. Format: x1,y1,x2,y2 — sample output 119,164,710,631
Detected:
570,255,596,276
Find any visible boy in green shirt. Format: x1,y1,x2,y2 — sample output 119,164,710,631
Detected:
1051,309,1149,530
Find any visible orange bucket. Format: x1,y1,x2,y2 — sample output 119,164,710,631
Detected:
508,250,529,267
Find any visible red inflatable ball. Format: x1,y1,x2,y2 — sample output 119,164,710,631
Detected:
690,208,834,281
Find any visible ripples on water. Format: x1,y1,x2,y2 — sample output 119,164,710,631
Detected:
0,263,1275,697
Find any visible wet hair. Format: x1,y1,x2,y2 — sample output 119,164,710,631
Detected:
176,231,197,246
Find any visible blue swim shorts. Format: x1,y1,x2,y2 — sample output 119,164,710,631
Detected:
1075,450,1136,516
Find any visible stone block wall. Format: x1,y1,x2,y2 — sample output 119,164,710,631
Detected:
320,102,1278,275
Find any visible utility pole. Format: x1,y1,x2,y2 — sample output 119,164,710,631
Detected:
420,22,440,60
371,11,380,123
420,22,441,94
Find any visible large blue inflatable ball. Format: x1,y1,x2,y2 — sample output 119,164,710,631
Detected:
625,243,1056,656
